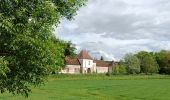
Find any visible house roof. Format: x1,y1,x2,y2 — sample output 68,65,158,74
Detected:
65,56,80,65
65,50,115,67
65,57,114,67
77,50,93,60
94,60,114,67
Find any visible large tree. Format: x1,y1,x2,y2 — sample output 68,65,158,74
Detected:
124,53,140,74
155,50,170,74
142,54,159,74
135,51,150,72
0,0,86,97
136,51,159,74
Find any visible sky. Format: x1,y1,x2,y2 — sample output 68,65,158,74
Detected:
55,0,170,61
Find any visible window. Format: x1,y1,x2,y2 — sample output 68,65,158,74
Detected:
88,61,90,65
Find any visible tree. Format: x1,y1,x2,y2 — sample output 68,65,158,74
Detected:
112,61,127,75
155,50,169,62
124,53,140,74
136,51,159,74
0,0,87,97
156,51,170,74
63,41,77,57
51,39,77,74
155,50,170,74
135,51,150,73
142,54,159,74
100,56,104,61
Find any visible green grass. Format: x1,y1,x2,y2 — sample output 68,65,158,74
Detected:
1,75,170,100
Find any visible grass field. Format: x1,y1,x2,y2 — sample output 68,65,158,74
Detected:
1,75,170,100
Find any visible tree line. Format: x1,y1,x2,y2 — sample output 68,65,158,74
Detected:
112,50,170,75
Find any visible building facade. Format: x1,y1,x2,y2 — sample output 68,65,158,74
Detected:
61,50,114,74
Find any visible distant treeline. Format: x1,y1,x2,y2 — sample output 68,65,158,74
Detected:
112,50,170,75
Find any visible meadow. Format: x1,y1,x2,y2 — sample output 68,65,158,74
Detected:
0,74,170,100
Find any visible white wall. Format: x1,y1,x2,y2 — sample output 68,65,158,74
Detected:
96,67,108,73
61,65,81,74
79,59,93,68
93,63,96,72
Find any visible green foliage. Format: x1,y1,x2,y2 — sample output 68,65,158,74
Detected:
0,0,87,97
124,53,140,74
136,51,150,72
136,51,159,74
158,52,170,74
63,41,77,57
142,54,159,74
50,39,77,72
0,56,9,76
155,50,169,63
155,51,170,74
112,61,127,75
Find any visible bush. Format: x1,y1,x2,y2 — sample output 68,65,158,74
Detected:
159,67,170,75
112,64,127,75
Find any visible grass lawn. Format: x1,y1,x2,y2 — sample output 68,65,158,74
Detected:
0,75,170,100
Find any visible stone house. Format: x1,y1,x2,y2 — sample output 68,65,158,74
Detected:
61,50,114,74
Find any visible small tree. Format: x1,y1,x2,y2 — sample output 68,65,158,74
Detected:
124,53,140,74
100,56,104,61
112,61,127,75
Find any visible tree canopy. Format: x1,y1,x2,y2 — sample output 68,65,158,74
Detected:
112,60,127,75
124,53,140,74
155,50,170,74
136,51,159,74
142,54,159,74
0,0,86,97
63,41,76,57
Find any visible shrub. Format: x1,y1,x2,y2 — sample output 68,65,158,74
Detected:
112,64,127,75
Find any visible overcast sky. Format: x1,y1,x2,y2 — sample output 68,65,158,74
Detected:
55,0,170,61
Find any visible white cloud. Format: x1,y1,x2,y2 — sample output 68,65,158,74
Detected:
55,0,170,60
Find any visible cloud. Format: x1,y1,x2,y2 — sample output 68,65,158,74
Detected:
55,0,170,60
